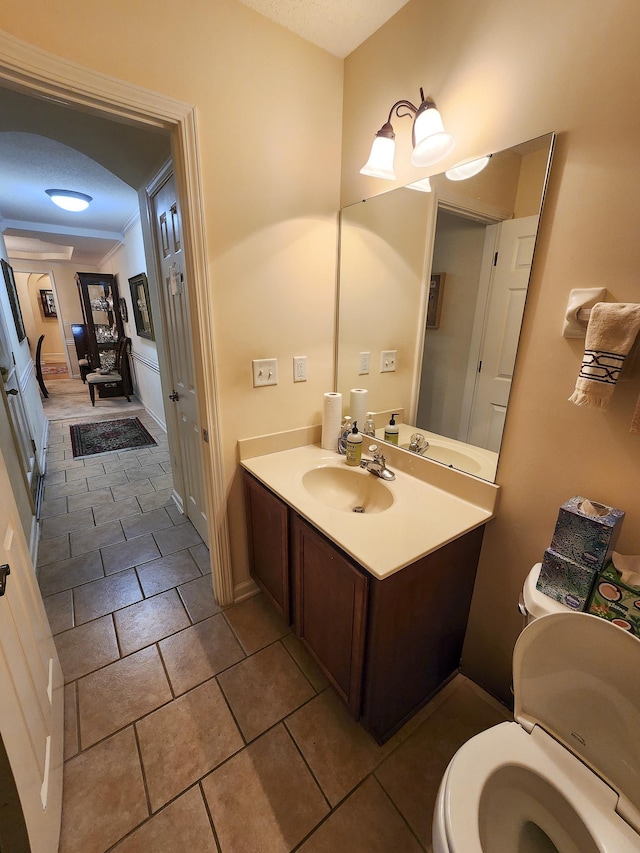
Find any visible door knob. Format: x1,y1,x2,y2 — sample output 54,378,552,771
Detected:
169,390,180,402
0,564,10,596
6,388,18,396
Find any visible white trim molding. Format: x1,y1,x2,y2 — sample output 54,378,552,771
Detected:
0,29,234,606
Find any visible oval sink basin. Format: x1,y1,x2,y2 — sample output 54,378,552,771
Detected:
401,443,482,474
302,466,394,514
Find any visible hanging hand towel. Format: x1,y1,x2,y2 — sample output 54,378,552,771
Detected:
568,302,640,409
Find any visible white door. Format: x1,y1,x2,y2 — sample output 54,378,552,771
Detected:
151,173,209,544
0,446,63,852
468,215,539,451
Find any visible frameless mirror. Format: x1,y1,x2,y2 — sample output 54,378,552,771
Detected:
336,132,554,482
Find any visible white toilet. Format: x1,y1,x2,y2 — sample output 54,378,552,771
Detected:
432,564,640,852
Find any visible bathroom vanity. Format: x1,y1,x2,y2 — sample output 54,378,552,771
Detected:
242,441,498,743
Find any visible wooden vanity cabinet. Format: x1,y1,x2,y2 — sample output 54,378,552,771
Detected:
243,471,485,743
293,515,368,717
243,471,291,622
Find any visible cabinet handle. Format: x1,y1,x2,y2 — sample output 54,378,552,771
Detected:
169,390,180,402
0,564,10,596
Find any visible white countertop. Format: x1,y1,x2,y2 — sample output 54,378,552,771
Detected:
241,443,497,580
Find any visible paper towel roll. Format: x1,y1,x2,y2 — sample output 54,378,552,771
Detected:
321,392,342,450
350,388,368,432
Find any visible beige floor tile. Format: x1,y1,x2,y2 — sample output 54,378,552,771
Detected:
43,589,73,634
224,593,289,655
125,462,166,481
64,682,79,760
39,496,69,518
202,724,329,852
78,645,172,748
298,776,422,853
282,633,329,693
121,507,172,539
137,488,173,511
59,727,148,853
38,550,104,597
37,534,70,566
152,521,202,556
70,519,125,556
177,574,221,622
67,487,115,513
111,479,155,502
90,495,140,524
65,462,106,481
218,642,315,741
40,506,94,539
55,615,120,683
375,680,510,846
114,589,191,656
136,678,243,811
286,690,390,807
43,480,89,502
101,532,161,575
73,568,143,624
87,470,130,490
189,542,211,573
110,787,217,853
136,550,201,597
166,503,187,525
159,614,245,695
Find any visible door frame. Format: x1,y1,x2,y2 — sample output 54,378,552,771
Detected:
0,31,233,604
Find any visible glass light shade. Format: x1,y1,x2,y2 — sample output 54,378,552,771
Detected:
45,189,92,211
410,104,455,167
445,155,492,181
360,135,397,180
406,177,432,192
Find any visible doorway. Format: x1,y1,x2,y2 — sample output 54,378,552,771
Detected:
0,32,232,605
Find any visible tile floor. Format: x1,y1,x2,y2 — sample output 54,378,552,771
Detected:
39,403,512,853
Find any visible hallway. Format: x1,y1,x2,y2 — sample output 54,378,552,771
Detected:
38,383,510,852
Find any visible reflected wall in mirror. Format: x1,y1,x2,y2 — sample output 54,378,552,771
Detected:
336,133,554,482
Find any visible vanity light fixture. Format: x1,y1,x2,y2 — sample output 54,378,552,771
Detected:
360,88,455,180
45,189,92,212
445,154,492,181
406,177,432,193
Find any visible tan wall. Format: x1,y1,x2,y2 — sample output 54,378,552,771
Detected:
343,0,640,703
0,0,343,595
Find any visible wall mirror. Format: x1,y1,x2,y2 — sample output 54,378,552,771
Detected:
336,132,554,482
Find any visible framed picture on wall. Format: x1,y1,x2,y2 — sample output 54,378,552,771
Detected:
40,289,57,317
128,272,154,340
427,272,446,330
1,259,26,342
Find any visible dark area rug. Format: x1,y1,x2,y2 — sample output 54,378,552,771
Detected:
70,417,157,459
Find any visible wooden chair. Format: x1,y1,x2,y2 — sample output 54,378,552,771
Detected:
86,337,133,406
35,335,48,398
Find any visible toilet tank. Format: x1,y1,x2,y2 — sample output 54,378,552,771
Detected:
520,563,573,623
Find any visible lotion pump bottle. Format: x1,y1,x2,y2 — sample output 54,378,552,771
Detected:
384,413,399,445
345,422,363,466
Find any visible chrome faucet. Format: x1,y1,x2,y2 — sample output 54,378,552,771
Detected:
360,445,396,481
408,433,429,455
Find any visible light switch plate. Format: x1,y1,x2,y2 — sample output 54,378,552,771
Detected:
380,350,397,372
359,351,371,375
252,358,278,387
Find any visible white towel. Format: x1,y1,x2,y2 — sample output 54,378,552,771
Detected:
568,302,640,409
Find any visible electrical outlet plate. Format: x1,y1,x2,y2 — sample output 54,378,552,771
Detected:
252,358,278,387
359,351,371,375
293,355,307,382
380,350,397,373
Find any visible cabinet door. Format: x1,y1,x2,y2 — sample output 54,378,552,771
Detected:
243,472,290,622
293,516,368,718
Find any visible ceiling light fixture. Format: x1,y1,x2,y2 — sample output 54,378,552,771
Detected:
45,189,93,212
406,177,432,193
445,154,492,181
360,88,455,181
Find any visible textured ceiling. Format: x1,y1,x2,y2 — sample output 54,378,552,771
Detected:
236,0,410,57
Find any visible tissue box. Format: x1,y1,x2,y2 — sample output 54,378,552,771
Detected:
586,562,640,637
536,548,598,610
549,496,624,571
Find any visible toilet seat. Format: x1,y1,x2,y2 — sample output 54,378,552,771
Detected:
435,721,640,852
434,612,640,852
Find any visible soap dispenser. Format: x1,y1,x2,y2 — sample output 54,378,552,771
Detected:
384,413,399,445
363,412,376,437
345,422,363,466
